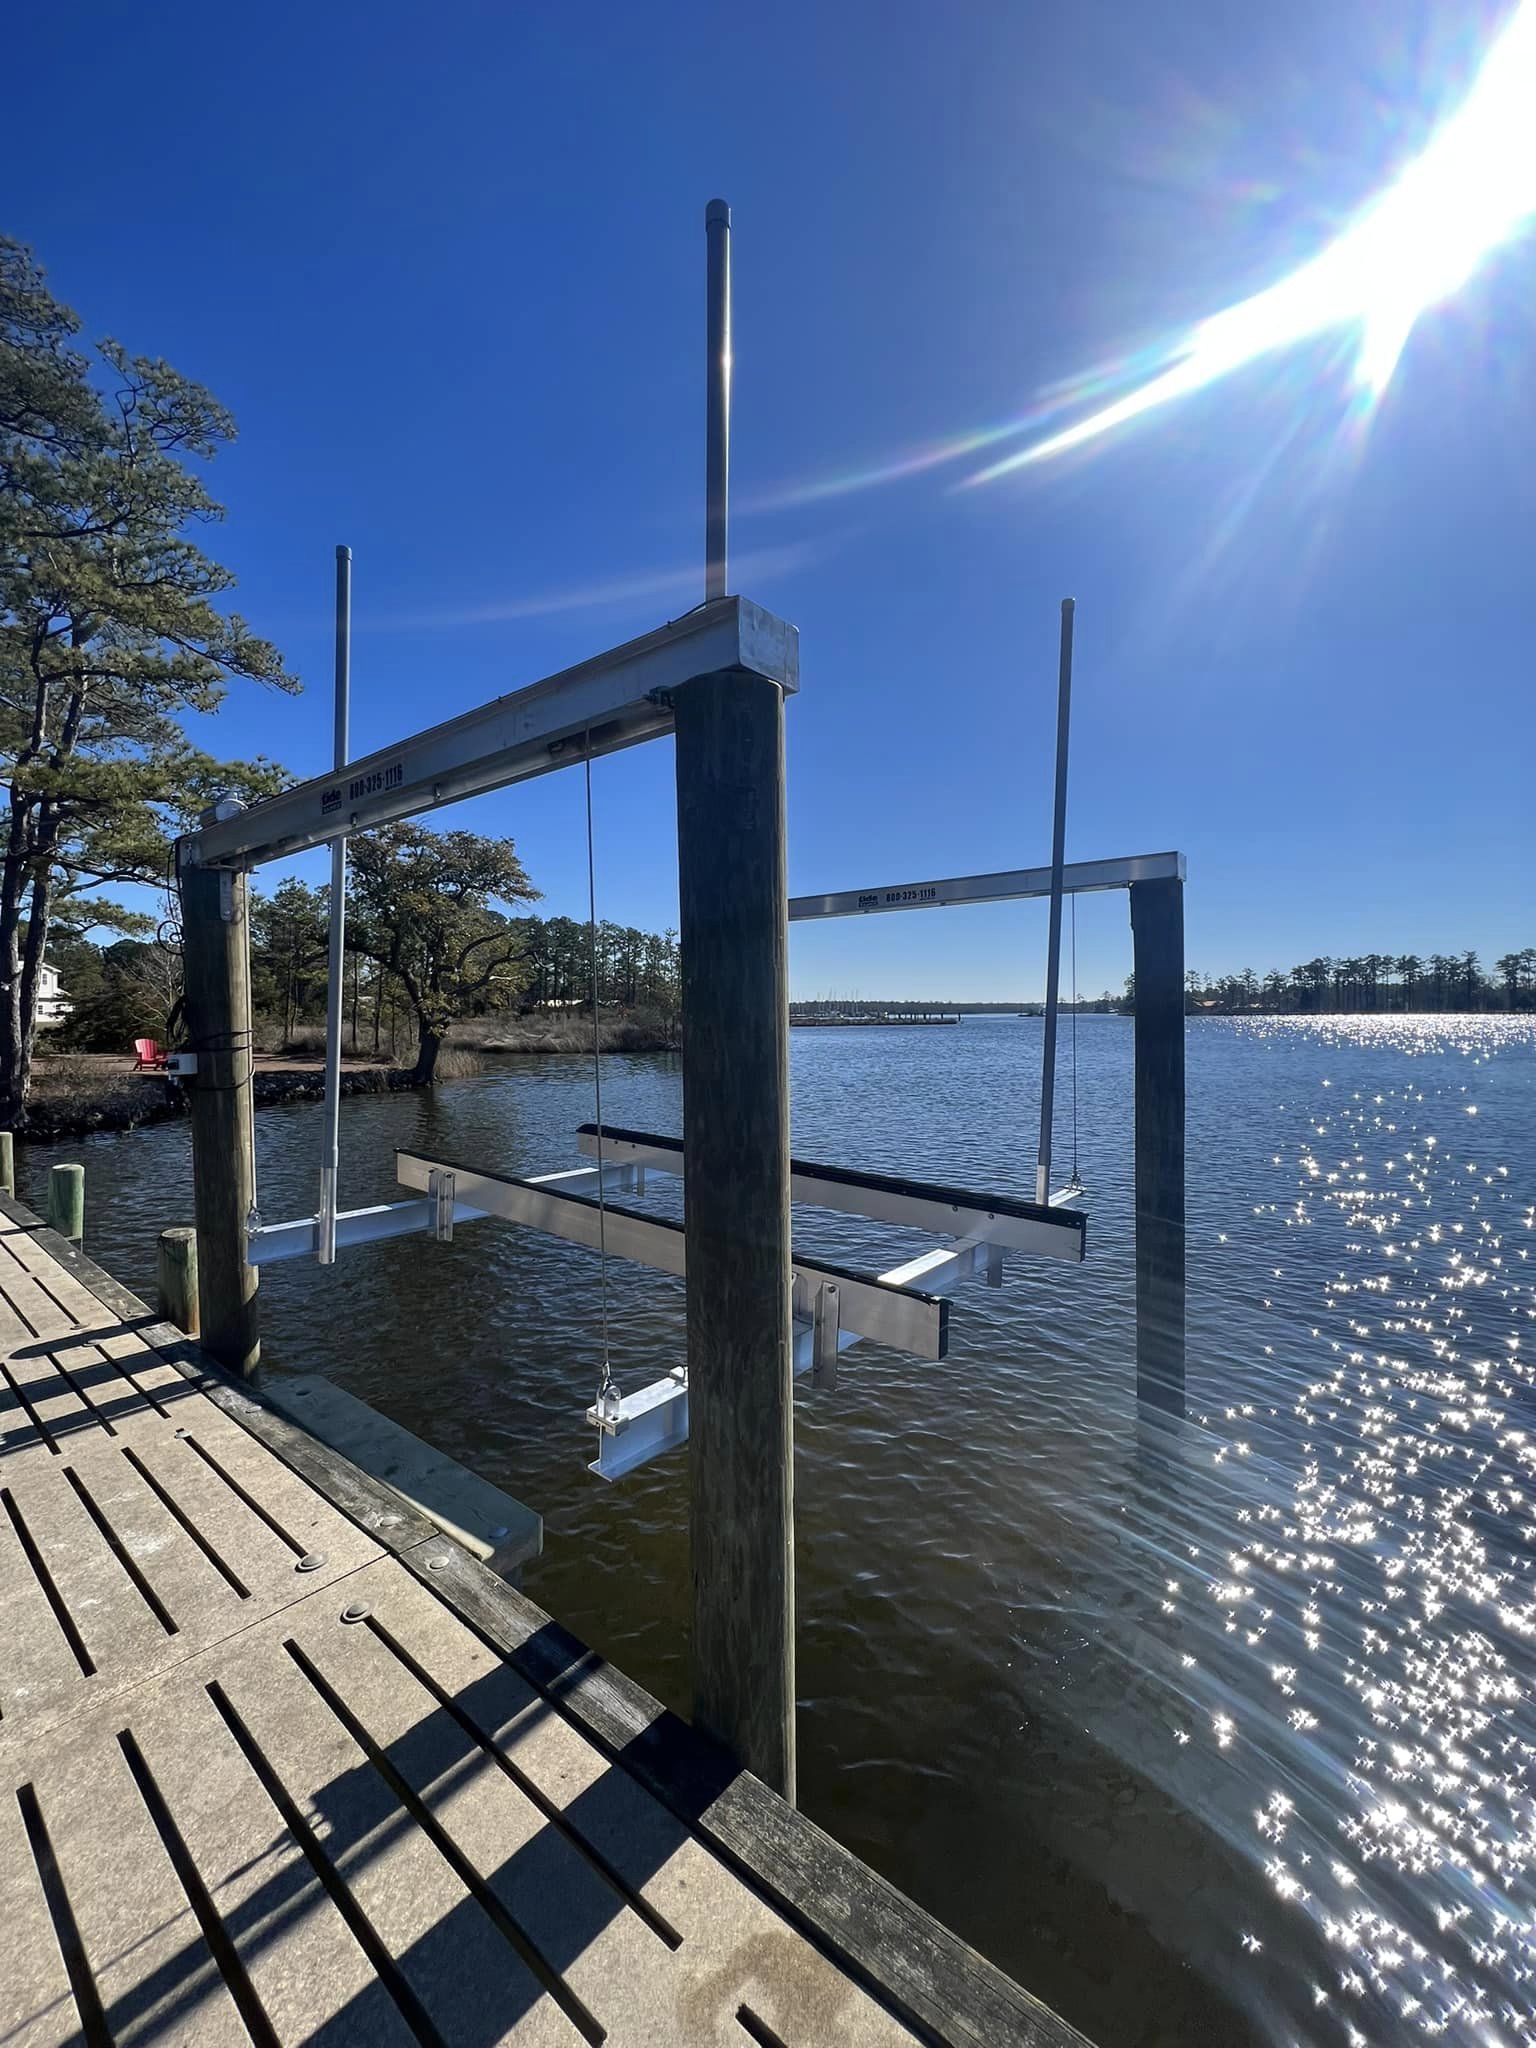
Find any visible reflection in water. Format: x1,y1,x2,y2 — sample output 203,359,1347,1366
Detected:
21,1015,1535,2047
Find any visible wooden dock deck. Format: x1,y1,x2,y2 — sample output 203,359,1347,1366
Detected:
0,1193,1090,2048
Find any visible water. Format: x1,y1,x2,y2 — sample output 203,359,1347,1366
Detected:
20,1015,1536,2048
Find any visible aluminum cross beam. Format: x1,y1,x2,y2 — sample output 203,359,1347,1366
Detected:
788,849,1184,922
179,596,798,870
395,1150,951,1358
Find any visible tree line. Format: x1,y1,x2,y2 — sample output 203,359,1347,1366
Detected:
1163,949,1536,1015
51,836,681,1087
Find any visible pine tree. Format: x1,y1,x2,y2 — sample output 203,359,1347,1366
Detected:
0,238,295,1121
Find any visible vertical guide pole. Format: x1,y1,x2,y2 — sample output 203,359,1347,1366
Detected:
675,196,795,1798
704,199,730,602
1035,597,1075,1205
180,812,259,1374
318,544,352,1265
1129,876,1186,1416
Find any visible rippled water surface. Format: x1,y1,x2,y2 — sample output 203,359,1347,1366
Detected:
21,1015,1536,2047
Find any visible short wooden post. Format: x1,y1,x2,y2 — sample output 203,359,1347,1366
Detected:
46,1162,84,1243
157,1227,200,1336
179,827,260,1375
673,669,796,1800
0,1131,13,1197
1129,877,1186,1417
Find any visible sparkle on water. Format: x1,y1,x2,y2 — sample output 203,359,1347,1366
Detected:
1169,1014,1536,2044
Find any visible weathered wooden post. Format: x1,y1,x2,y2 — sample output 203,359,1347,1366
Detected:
46,1163,84,1243
1129,876,1186,1416
156,1226,200,1336
179,805,259,1375
674,671,795,1799
0,1131,13,1197
671,197,796,1801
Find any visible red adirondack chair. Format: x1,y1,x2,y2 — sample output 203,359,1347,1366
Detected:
133,1037,168,1071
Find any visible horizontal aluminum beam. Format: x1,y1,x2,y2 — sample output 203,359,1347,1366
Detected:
396,1150,949,1358
576,1124,1085,1261
248,1198,490,1266
245,1161,640,1267
788,850,1184,923
181,596,798,870
588,1237,999,1482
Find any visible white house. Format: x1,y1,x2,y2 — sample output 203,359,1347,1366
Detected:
36,963,72,1027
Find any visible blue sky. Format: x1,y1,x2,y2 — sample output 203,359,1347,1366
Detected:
8,0,1534,1000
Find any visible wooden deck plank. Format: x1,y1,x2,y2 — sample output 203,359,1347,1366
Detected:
0,1332,108,1458
29,1718,252,2046
290,1591,710,2047
0,1221,131,1329
51,1435,253,1639
373,1568,924,2046
0,1494,87,1722
126,1667,422,2048
0,1778,81,2048
214,1621,588,2048
3,1456,168,1683
148,1410,386,1574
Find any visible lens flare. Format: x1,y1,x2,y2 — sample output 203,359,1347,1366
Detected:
969,1,1536,481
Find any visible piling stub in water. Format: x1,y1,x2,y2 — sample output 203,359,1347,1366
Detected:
0,1131,12,1197
157,1226,200,1336
46,1162,84,1243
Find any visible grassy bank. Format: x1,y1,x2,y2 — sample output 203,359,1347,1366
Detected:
453,1006,679,1056
19,1009,676,1140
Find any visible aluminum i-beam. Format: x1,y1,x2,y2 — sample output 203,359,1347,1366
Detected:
574,1123,1086,1262
179,596,798,871
395,1150,951,1358
788,850,1184,922
245,1160,641,1266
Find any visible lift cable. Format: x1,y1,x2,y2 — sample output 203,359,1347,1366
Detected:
1070,891,1080,1191
584,744,619,1423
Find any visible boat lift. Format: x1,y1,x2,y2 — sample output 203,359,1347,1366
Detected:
176,199,1186,1793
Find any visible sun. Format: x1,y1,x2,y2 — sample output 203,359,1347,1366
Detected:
968,1,1536,480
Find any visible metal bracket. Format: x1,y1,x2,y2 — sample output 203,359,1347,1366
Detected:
812,1281,841,1390
428,1168,456,1242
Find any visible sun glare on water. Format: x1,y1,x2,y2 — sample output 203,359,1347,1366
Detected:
970,0,1536,478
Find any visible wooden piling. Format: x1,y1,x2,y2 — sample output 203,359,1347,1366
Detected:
1129,876,1186,1416
0,1131,13,1197
179,839,260,1375
673,670,796,1800
156,1226,200,1336
45,1163,83,1243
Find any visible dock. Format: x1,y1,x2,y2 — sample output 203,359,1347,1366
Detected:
0,1192,1090,2048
